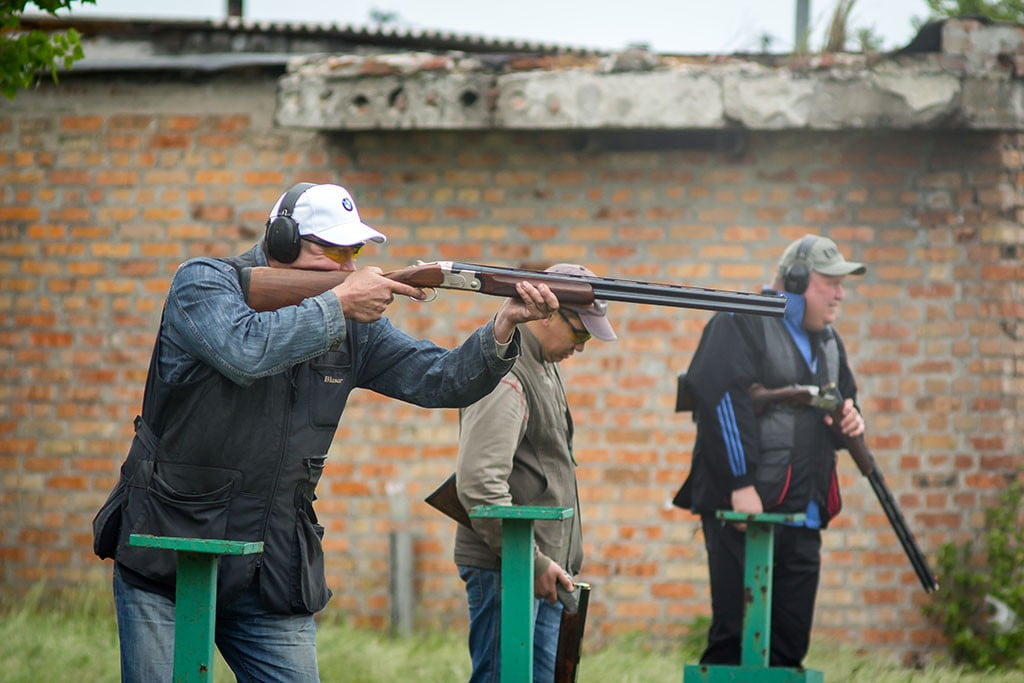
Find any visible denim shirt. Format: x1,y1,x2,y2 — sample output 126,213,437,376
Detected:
157,245,517,398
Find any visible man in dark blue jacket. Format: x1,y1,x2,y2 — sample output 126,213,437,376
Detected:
677,234,867,667
93,182,559,682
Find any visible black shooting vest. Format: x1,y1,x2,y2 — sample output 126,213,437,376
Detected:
754,315,841,518
110,248,354,613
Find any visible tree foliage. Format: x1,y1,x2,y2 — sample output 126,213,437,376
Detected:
1,0,95,99
927,0,1024,22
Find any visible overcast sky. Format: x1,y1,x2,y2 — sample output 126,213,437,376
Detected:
63,1,933,53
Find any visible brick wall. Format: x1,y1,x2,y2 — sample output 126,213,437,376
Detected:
1,74,1021,664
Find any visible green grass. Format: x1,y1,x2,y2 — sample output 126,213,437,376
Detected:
1,586,1021,682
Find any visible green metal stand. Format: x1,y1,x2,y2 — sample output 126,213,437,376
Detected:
683,512,824,683
129,534,264,683
470,505,573,683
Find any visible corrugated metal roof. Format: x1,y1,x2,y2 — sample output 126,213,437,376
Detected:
19,14,598,57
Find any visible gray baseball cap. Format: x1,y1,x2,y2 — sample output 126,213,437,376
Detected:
778,235,866,277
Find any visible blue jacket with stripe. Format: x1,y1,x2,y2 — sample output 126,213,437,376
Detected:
675,293,857,526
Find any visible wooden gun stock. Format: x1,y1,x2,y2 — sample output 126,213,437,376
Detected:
423,473,472,529
674,374,836,415
239,267,348,312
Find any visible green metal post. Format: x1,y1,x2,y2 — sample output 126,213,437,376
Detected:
683,512,824,683
470,505,573,683
173,550,218,681
739,513,775,668
129,534,264,683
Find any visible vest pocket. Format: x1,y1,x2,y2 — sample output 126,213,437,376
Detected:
755,449,792,508
92,475,127,559
117,464,237,587
757,410,795,508
826,468,843,518
94,416,158,559
144,472,234,538
293,508,331,612
308,352,353,429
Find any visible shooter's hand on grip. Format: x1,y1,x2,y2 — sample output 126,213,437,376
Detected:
330,267,426,323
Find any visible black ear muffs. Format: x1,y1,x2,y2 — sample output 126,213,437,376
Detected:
265,182,315,263
783,235,817,295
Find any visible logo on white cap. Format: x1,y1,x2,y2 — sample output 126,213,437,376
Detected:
269,184,386,247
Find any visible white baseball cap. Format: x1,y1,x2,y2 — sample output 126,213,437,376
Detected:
268,184,386,246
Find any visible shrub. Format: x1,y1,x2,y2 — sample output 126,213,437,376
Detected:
923,476,1024,669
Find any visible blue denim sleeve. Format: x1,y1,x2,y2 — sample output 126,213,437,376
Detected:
160,258,347,386
354,316,519,408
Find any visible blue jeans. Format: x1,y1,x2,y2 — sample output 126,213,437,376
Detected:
458,565,563,683
113,564,320,682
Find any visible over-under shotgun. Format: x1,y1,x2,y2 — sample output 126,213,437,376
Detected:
239,261,787,317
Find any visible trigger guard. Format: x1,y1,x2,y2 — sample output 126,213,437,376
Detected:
413,287,437,303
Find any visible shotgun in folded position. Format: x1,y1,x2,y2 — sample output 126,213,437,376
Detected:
424,474,593,683
239,261,787,317
674,374,939,594
554,582,591,683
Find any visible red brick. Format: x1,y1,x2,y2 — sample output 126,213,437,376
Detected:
0,206,41,220
96,170,138,186
60,116,103,132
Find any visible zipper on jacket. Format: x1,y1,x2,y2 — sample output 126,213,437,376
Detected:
255,366,299,567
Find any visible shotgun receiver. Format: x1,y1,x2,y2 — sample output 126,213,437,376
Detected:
239,262,787,317
675,374,939,593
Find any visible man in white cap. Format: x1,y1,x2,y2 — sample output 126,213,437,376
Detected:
676,234,867,669
454,263,617,683
96,183,559,682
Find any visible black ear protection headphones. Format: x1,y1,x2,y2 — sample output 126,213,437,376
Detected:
782,235,818,294
265,182,316,263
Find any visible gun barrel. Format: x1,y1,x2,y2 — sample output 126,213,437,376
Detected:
241,262,787,317
866,470,940,593
451,262,786,317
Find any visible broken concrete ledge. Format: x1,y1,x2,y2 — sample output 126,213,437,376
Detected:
275,19,1024,132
